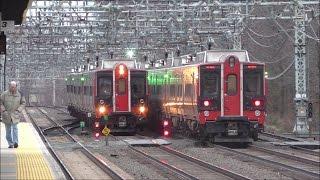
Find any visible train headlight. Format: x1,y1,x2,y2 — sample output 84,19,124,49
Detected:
139,106,145,113
254,100,261,107
99,106,106,114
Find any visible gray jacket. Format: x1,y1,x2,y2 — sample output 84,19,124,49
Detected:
0,90,26,124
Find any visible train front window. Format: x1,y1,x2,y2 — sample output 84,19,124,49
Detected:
227,75,237,95
118,79,126,94
244,70,263,97
200,70,220,98
98,77,112,97
131,76,145,98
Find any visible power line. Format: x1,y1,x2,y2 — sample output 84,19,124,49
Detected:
246,31,285,48
266,59,295,80
247,27,283,38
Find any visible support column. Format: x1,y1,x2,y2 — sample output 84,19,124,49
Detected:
293,0,309,136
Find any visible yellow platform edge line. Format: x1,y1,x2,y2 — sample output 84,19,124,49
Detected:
15,123,54,180
17,150,54,180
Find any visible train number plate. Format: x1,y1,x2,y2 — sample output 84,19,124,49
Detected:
119,121,127,127
227,130,238,136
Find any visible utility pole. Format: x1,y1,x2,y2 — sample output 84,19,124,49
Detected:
292,0,310,136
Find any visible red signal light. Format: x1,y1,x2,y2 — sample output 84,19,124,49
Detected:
203,100,210,107
163,120,169,127
95,132,100,138
95,122,100,128
164,130,169,136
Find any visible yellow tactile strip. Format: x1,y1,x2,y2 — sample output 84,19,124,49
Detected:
16,123,53,180
17,152,53,180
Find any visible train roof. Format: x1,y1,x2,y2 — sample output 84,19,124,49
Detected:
174,50,250,66
101,59,136,69
67,58,145,75
148,50,253,70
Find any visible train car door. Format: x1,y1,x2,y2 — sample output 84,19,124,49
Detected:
114,64,129,112
223,56,241,116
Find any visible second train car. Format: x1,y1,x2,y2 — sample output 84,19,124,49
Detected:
66,59,148,136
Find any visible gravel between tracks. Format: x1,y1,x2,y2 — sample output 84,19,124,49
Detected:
168,138,293,180
80,137,172,179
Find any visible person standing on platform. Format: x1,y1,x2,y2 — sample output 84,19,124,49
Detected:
0,81,26,148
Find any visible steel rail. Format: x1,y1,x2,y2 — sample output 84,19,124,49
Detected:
260,132,319,156
216,145,320,180
130,134,251,180
290,146,320,156
159,146,251,180
36,107,124,180
251,145,320,167
128,146,198,180
260,132,301,141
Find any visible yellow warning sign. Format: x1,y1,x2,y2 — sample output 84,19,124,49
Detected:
102,126,111,136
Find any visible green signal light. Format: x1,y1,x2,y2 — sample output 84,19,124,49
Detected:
80,77,85,81
65,78,68,81
72,78,75,81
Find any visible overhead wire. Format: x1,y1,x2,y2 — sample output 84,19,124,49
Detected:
247,27,283,38
266,59,294,80
249,51,293,64
246,31,284,48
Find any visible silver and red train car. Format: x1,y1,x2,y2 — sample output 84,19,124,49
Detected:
66,59,148,136
147,50,266,143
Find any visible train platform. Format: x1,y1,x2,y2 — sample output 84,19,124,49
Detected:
0,114,65,179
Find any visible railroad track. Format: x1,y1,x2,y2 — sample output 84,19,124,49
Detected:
259,131,319,156
111,134,251,180
215,144,320,180
260,132,301,142
26,107,126,180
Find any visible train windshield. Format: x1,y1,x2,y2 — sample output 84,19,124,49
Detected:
243,67,263,97
200,67,220,98
98,77,112,97
131,76,145,98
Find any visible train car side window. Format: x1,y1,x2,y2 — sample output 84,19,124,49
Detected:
200,67,220,99
244,71,262,97
131,76,145,98
227,74,237,95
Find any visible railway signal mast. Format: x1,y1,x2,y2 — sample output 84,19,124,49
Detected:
293,0,310,136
